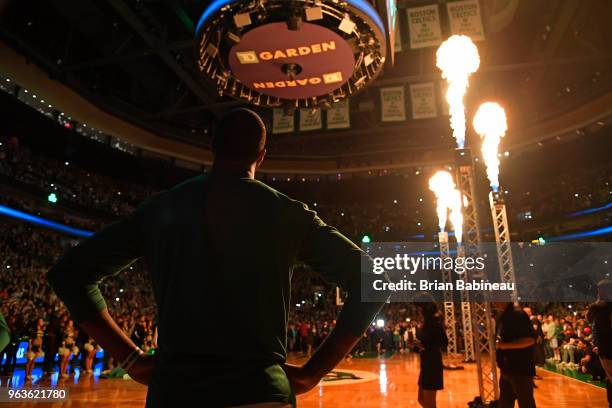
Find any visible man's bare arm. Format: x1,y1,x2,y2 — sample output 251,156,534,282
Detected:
78,309,155,384
287,207,387,394
497,337,535,350
284,294,381,394
47,210,149,380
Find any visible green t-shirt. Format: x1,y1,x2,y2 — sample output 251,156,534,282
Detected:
48,174,373,406
0,311,9,352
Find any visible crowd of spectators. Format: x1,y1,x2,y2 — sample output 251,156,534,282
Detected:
0,209,608,385
2,132,612,246
1,132,611,385
0,219,156,379
0,135,151,218
523,304,609,382
506,163,612,221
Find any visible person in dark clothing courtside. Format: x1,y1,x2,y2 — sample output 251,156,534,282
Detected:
493,302,537,408
415,296,448,408
587,279,612,407
47,108,386,408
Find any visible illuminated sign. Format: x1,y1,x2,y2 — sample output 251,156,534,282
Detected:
252,73,343,89
228,23,355,100
236,41,338,64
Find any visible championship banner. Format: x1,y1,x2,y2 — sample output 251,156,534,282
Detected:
326,100,350,129
272,109,295,134
299,109,322,131
447,0,485,41
381,86,406,122
410,82,438,119
407,5,442,49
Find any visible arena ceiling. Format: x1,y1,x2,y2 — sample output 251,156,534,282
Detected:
1,0,612,168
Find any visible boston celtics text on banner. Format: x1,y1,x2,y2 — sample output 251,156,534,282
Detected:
447,0,485,41
410,82,438,119
407,4,442,49
272,109,294,134
381,86,406,122
299,109,322,131
326,101,350,129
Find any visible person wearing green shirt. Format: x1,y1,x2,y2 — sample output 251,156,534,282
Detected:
0,312,9,353
48,109,386,407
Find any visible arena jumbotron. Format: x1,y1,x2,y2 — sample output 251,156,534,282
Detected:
1,1,611,407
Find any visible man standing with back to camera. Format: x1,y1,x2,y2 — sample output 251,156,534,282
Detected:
493,302,537,408
48,108,385,407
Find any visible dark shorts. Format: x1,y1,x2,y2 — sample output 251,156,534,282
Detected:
418,349,443,391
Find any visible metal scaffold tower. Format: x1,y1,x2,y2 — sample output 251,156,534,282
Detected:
438,232,457,355
455,149,499,403
489,191,518,303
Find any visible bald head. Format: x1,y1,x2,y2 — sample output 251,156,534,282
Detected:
597,279,612,301
212,108,266,165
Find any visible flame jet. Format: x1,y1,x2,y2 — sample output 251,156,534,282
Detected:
428,171,464,243
436,35,480,149
473,102,508,192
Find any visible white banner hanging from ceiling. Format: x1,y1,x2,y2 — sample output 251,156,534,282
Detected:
299,109,322,131
410,82,438,119
381,86,406,122
326,100,350,129
407,4,442,49
272,109,295,134
447,0,485,41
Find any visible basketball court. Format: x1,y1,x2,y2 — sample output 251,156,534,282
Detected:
1,354,606,407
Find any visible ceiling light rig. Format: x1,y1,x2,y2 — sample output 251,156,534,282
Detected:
195,0,387,111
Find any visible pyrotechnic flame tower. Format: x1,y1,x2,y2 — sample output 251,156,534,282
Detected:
455,148,500,403
437,231,458,356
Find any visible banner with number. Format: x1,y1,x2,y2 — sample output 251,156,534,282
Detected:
326,100,350,129
407,4,442,49
447,0,485,41
272,109,295,134
410,82,438,119
299,109,322,131
381,86,406,122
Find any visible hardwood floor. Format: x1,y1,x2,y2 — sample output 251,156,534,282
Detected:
0,354,607,407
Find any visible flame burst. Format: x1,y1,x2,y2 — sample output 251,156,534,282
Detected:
436,35,480,149
428,171,464,243
473,102,508,192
